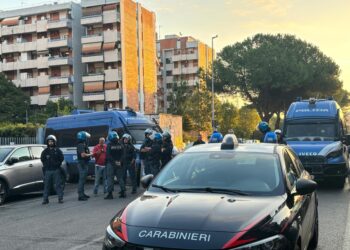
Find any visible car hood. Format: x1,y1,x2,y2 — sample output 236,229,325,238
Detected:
123,192,284,249
286,141,342,156
125,192,283,232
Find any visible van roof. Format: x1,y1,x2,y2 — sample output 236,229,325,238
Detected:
46,110,153,129
285,99,340,120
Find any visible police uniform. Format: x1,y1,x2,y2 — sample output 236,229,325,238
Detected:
77,141,91,200
161,139,173,168
122,141,137,194
106,140,123,198
149,139,162,176
140,137,153,175
41,144,64,203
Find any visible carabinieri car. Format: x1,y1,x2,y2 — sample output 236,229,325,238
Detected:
103,135,318,250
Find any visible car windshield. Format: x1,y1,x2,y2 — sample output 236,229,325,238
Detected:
284,122,336,141
151,152,284,196
0,148,13,162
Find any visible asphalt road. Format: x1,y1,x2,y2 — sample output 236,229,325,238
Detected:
1,180,350,250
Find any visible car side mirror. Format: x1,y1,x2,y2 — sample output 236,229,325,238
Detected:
7,157,19,165
295,179,317,195
141,174,154,188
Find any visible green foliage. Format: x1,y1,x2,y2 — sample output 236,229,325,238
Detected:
233,107,261,139
216,102,239,134
215,34,344,122
0,123,41,137
0,73,30,123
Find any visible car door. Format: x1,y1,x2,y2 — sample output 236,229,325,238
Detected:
288,149,316,246
5,146,37,193
284,149,311,249
29,146,46,191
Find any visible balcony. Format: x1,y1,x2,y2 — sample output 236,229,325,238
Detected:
82,53,104,63
48,57,73,67
83,92,105,101
36,20,48,33
105,89,120,101
49,76,72,85
103,30,121,43
37,75,50,87
1,26,13,36
37,38,48,51
48,38,72,48
103,10,121,24
81,15,103,25
82,34,103,44
49,95,70,102
82,73,104,82
104,49,121,62
17,59,39,70
37,56,49,69
172,66,199,75
105,68,122,82
12,77,38,88
47,19,72,29
172,52,198,62
1,41,36,53
0,61,15,71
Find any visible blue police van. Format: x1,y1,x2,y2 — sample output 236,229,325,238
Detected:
283,97,350,188
44,108,159,183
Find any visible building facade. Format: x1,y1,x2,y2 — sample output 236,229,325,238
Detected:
81,0,157,113
0,2,83,107
157,35,213,112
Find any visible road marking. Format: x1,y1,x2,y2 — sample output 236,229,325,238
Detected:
67,235,105,250
343,191,350,249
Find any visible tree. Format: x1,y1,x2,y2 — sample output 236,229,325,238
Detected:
216,102,239,134
233,107,260,139
0,74,30,123
215,34,343,122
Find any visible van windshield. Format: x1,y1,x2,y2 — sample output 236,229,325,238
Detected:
284,122,336,141
127,126,160,144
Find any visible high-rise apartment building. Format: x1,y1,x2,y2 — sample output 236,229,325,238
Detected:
157,35,214,112
0,2,83,107
80,0,157,113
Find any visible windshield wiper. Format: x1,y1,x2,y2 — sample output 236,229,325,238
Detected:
174,187,249,196
151,184,178,193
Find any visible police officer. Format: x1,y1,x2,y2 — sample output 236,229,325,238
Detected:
161,131,173,168
257,121,271,142
122,134,137,194
209,128,223,143
76,131,92,201
148,132,162,176
140,129,153,175
41,135,64,204
193,134,205,146
105,131,124,199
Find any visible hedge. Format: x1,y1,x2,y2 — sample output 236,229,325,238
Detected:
0,123,42,137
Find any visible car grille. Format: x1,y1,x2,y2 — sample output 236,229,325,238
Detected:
298,156,326,165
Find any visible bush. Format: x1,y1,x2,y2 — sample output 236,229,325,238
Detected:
0,123,42,137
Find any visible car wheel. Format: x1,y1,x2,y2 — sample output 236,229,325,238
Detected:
0,180,8,206
308,208,319,249
333,177,345,189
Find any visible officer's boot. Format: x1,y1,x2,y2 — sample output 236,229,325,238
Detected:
104,192,113,200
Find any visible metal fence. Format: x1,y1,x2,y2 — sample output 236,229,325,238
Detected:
0,137,37,145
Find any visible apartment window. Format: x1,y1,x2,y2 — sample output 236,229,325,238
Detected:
174,62,178,68
166,70,172,76
193,60,198,67
50,12,60,21
24,16,32,24
165,58,171,64
166,83,173,89
183,61,188,68
51,85,61,96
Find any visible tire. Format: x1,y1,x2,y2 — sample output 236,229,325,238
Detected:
333,177,345,189
0,180,8,206
308,209,319,249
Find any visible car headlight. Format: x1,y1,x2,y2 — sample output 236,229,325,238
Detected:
327,148,343,159
231,235,288,250
104,224,126,248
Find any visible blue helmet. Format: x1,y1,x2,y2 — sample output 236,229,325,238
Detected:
258,121,270,133
209,131,223,143
150,132,162,141
263,131,277,143
77,131,91,141
108,131,119,142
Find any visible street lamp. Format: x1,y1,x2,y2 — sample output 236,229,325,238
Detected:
211,35,218,129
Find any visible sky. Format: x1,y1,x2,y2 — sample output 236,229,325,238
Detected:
3,0,350,90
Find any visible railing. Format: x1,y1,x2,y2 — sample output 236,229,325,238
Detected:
0,137,37,145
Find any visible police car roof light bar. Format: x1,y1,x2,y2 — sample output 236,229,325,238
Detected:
221,134,239,150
